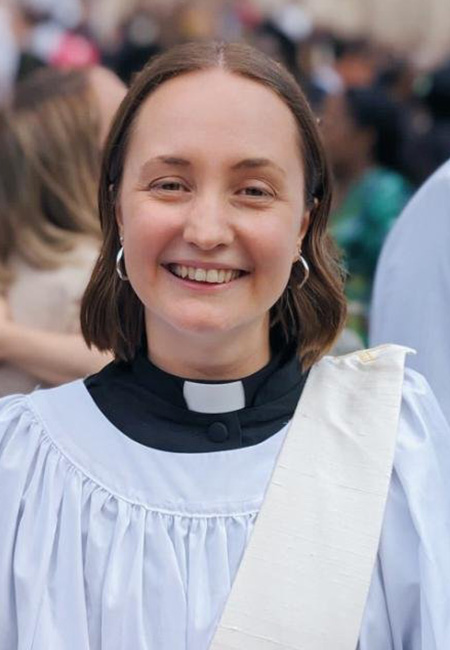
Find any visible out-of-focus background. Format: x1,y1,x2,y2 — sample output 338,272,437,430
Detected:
2,0,450,351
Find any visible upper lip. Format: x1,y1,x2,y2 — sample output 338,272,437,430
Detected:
164,260,249,272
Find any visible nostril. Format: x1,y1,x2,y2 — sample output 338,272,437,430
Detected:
182,219,234,250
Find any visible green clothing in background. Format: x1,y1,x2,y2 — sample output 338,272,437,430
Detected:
331,167,412,342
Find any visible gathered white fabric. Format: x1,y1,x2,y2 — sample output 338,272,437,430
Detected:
1,369,450,649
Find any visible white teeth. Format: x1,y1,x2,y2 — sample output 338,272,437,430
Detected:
195,268,207,282
170,265,242,284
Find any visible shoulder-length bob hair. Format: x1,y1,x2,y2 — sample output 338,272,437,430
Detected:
81,41,346,370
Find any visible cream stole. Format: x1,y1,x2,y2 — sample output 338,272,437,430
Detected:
210,345,412,650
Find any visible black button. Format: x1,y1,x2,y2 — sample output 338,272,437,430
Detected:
207,422,229,443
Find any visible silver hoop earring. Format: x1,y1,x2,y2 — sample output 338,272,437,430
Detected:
116,246,129,281
297,254,310,290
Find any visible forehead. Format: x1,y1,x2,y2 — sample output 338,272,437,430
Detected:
126,69,302,167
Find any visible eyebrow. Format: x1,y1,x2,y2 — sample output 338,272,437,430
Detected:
231,158,286,176
138,156,191,177
138,156,285,177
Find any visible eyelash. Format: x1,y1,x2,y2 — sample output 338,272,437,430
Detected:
150,180,189,192
147,180,275,199
237,186,273,198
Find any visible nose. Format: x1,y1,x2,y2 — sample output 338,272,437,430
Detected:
183,194,234,250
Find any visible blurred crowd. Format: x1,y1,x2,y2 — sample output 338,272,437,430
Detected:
1,0,450,392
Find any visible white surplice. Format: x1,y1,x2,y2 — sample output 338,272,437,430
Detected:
0,359,449,648
370,159,450,425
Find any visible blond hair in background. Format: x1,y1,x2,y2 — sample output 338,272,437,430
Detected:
0,67,101,291
0,65,126,395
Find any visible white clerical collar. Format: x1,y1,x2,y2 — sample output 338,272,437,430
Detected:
183,380,246,414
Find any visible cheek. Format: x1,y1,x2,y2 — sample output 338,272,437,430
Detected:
250,227,297,295
251,218,298,265
122,203,180,262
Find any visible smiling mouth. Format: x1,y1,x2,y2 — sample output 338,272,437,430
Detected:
165,263,246,284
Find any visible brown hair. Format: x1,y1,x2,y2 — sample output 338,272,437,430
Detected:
0,67,101,290
81,41,346,369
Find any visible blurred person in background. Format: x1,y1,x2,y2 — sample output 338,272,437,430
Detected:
0,0,101,104
405,61,450,186
0,2,46,102
102,5,162,85
250,12,324,109
9,0,98,81
376,54,417,104
322,86,413,343
332,37,378,89
0,65,125,396
370,158,450,425
21,0,99,69
0,4,20,102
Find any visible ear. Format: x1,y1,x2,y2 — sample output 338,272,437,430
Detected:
292,209,311,263
297,207,311,245
115,196,124,240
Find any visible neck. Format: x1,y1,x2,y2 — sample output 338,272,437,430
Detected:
145,318,271,381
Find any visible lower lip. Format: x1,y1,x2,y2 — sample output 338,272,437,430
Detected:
163,266,245,292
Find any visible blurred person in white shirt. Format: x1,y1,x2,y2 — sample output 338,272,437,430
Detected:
370,159,450,424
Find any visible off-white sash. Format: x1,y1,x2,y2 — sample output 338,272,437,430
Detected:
210,345,412,650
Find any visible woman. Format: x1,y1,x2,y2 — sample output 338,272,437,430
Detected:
0,66,125,395
0,43,448,649
322,87,413,343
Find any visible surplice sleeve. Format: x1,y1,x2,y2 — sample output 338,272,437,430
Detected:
358,368,450,649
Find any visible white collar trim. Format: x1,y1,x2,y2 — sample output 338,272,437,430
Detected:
183,381,245,414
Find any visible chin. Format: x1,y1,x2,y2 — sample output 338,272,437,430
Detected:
174,314,236,336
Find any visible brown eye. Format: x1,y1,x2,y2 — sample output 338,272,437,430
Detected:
237,185,273,198
152,181,188,192
243,187,265,196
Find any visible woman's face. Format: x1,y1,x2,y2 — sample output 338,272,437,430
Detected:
118,69,309,345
